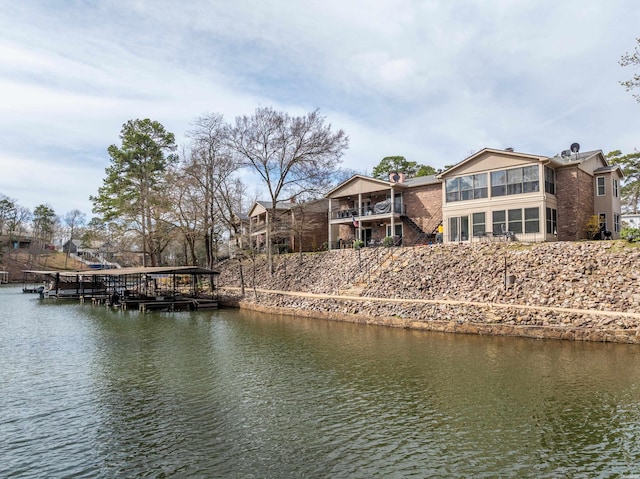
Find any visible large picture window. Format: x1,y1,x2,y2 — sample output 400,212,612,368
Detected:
491,166,539,197
445,174,488,202
493,208,540,235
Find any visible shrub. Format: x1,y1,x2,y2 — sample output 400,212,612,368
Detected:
621,227,640,242
383,236,394,247
353,240,364,250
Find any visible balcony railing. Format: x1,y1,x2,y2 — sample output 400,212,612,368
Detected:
332,202,405,220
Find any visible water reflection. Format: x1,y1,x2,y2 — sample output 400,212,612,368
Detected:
2,286,640,477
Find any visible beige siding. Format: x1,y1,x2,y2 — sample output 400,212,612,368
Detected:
329,178,394,197
445,152,545,176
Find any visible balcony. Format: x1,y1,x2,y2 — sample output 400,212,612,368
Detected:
332,201,405,221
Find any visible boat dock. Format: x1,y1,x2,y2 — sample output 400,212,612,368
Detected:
23,266,220,311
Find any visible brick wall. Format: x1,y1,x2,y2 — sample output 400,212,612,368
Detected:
401,184,443,244
556,167,594,241
296,209,328,252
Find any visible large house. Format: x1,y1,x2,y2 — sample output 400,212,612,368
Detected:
439,148,623,243
325,173,441,248
247,146,623,251
248,198,328,253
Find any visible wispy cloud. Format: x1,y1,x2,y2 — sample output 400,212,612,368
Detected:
0,0,639,216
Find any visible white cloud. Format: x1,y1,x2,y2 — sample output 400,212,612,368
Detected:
0,0,639,218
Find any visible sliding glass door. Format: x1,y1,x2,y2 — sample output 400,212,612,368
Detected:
449,216,469,242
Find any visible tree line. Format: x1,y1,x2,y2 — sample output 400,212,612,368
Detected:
87,108,351,270
3,99,640,269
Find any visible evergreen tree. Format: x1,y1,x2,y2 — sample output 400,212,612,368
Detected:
91,119,177,266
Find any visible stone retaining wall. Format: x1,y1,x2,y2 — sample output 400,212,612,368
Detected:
217,241,640,343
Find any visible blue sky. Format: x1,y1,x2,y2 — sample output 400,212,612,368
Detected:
1,0,639,217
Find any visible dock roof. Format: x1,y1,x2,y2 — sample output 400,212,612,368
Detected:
23,266,220,277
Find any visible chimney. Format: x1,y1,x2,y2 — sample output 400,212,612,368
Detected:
389,172,406,183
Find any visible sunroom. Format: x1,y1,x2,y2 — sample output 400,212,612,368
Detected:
438,149,558,243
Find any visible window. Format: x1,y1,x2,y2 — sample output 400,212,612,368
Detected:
523,166,540,193
385,192,403,213
598,213,607,230
544,167,556,195
546,208,557,235
445,174,488,202
472,212,486,236
597,177,605,196
474,174,488,199
460,175,473,201
614,213,620,233
491,171,506,197
508,209,523,234
449,216,469,242
613,178,619,197
524,207,540,233
491,166,539,197
445,178,460,202
493,210,506,234
386,224,403,238
507,168,523,195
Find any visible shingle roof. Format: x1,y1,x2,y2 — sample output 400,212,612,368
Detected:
403,174,440,186
551,149,601,166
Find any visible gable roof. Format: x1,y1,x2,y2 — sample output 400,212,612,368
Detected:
593,164,625,177
549,149,603,167
248,200,294,217
326,173,440,198
438,148,547,179
326,175,392,197
403,174,439,187
247,198,328,217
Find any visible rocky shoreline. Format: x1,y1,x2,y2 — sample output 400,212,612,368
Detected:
216,241,640,343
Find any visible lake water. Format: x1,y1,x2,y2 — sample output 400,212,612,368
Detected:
2,285,640,478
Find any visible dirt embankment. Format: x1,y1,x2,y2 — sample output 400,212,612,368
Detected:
0,250,86,281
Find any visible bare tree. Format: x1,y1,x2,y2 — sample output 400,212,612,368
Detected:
180,113,243,267
288,198,327,264
62,209,86,267
228,107,348,272
621,37,640,102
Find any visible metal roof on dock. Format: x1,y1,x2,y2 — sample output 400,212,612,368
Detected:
23,266,220,277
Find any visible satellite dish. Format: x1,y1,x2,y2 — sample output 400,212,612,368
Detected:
570,142,580,153
392,173,400,182
561,150,571,158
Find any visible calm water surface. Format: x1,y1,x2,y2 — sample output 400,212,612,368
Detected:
2,285,640,478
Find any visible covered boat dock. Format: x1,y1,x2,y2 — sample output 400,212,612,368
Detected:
22,266,220,311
